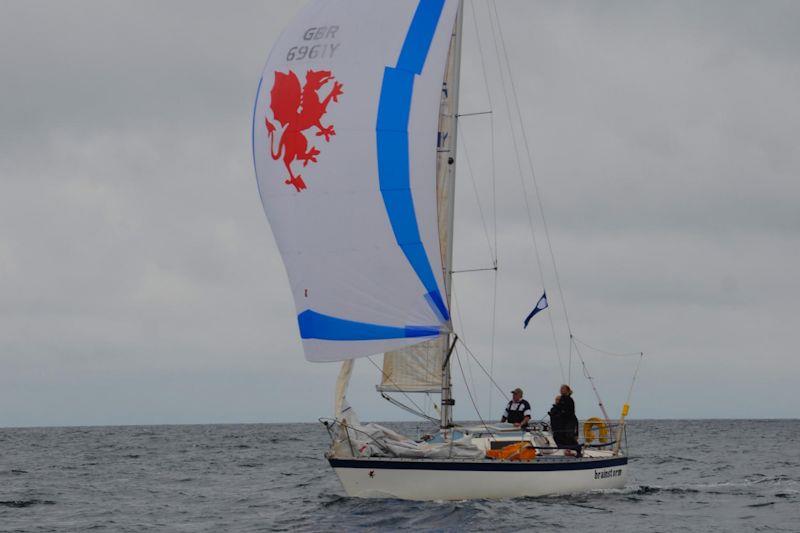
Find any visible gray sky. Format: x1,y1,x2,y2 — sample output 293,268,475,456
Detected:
1,0,798,427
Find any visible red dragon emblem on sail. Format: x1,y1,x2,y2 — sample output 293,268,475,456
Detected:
264,69,343,191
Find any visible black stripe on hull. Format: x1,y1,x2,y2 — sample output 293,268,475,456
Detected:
329,456,627,472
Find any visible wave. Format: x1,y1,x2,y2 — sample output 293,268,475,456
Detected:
0,469,29,476
602,477,798,498
0,499,56,508
649,455,700,465
746,501,775,508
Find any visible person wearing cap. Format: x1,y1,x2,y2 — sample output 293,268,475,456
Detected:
501,388,531,427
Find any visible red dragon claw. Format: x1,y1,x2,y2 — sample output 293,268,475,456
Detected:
290,176,307,191
315,126,336,142
331,81,343,103
302,147,320,166
265,118,276,135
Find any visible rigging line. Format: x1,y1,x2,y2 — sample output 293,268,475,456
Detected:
469,0,498,262
452,266,497,274
572,335,643,358
457,337,509,403
450,280,488,411
454,348,495,436
458,128,495,265
571,338,612,425
488,258,498,418
381,393,439,423
472,0,500,416
469,0,494,120
451,285,480,406
486,0,565,383
624,352,645,407
366,356,431,418
490,0,573,337
471,0,500,412
568,336,573,386
457,111,492,117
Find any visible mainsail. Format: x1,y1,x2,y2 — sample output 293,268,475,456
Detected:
253,0,460,362
378,9,461,393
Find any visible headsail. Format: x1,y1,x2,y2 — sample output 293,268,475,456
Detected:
253,0,460,362
378,339,447,393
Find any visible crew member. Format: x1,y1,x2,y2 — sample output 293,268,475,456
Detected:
501,387,531,427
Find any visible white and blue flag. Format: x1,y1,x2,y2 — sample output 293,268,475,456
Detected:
523,292,549,329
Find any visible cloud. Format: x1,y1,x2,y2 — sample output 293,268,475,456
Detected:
0,0,797,426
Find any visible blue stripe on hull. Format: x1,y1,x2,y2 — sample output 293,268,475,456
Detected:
329,456,628,472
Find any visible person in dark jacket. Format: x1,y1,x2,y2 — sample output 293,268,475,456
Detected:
548,384,579,449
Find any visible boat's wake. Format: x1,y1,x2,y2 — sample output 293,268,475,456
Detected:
0,499,56,508
596,476,800,498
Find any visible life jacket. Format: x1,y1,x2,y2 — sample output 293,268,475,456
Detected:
505,400,530,424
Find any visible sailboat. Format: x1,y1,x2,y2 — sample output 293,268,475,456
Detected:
253,0,633,500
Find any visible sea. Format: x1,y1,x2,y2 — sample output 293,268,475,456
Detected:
1,420,798,532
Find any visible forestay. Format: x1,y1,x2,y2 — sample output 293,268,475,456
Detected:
253,0,459,362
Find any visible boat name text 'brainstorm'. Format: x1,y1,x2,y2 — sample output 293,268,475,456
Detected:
594,468,624,480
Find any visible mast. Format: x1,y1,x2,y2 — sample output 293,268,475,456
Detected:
440,0,464,431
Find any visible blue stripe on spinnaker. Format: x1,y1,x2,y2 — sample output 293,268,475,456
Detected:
397,0,446,74
424,290,448,323
375,0,450,323
298,310,440,341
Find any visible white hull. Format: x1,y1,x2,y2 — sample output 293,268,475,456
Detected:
329,456,627,500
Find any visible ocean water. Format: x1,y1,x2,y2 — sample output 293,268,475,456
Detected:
1,420,798,532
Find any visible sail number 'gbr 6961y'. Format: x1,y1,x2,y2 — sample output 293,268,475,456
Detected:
286,26,340,62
